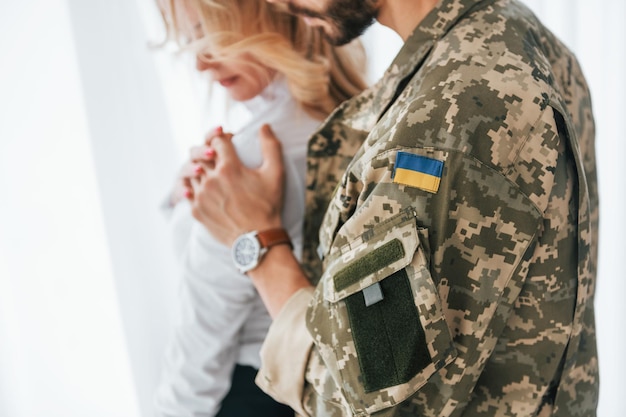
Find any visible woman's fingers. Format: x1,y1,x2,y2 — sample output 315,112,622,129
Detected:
189,145,217,163
179,127,236,203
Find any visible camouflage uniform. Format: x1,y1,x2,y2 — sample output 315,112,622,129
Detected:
257,0,599,416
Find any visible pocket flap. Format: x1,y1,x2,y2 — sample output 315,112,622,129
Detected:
323,209,419,302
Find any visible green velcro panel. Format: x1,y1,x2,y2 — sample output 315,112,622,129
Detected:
334,239,405,292
345,269,431,393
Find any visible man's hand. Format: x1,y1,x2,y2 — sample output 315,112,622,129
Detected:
190,124,286,246
191,124,311,318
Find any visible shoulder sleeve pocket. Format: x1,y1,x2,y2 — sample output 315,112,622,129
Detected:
322,208,419,303
307,208,457,415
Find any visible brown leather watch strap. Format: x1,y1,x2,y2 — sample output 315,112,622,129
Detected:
256,228,293,250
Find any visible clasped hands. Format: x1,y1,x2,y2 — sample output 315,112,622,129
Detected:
177,124,286,247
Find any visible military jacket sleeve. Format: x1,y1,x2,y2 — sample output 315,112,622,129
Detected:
256,288,316,417
257,0,598,416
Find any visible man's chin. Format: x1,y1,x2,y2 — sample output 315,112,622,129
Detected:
324,33,353,46
323,15,377,46
302,19,352,46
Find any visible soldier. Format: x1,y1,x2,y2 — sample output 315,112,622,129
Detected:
190,0,599,415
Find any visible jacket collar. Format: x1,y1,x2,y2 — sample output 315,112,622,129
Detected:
370,0,493,119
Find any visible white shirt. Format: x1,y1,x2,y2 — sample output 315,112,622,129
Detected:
154,77,320,417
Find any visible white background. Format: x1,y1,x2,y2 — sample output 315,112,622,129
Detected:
0,1,623,416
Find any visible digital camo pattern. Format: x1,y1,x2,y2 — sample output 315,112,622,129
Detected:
299,0,598,416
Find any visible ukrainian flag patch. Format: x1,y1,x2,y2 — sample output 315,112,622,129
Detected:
392,151,443,193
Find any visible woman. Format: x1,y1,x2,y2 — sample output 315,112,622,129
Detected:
154,0,368,416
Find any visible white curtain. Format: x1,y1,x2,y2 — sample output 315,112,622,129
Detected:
0,1,623,417
0,1,179,416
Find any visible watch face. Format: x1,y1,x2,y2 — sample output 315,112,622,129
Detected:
232,233,260,272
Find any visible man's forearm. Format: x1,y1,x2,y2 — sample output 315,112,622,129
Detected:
248,244,312,318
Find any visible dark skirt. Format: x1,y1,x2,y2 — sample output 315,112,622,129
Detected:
216,364,294,417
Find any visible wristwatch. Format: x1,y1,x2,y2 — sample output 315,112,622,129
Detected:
232,228,292,273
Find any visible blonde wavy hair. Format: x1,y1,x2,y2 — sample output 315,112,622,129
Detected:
158,0,368,119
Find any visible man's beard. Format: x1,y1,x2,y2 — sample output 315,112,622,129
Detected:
289,0,378,45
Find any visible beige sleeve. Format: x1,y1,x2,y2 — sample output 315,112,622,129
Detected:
255,287,315,417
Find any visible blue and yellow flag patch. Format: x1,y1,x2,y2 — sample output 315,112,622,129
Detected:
392,152,443,193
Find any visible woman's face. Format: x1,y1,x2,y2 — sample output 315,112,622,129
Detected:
170,0,274,102
195,53,274,102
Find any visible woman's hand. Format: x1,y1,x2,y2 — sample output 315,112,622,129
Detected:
169,160,202,206
190,124,286,246
169,127,231,205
